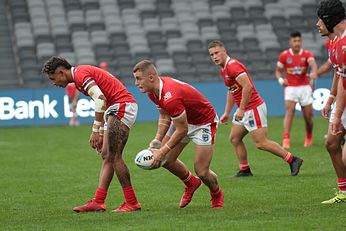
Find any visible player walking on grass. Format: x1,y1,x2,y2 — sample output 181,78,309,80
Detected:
42,56,141,212
317,0,346,204
208,40,303,177
133,60,224,209
275,31,318,149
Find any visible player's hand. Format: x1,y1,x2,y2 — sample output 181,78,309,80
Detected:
331,117,343,135
149,138,162,149
234,109,245,122
150,148,165,169
89,132,100,149
220,113,229,125
321,104,331,119
309,72,318,80
96,134,104,153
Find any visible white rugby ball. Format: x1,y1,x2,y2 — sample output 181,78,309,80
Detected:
134,149,167,170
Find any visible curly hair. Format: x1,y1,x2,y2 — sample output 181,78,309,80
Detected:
41,56,72,75
317,0,345,33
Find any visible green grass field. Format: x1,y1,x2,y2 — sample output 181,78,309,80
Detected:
0,116,344,231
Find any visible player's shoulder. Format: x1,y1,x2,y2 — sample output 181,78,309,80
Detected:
280,49,289,56
302,49,314,56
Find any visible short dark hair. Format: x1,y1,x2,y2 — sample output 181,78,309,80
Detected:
133,59,155,73
208,40,225,49
41,56,72,75
290,31,301,38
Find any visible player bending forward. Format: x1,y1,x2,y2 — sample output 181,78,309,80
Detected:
42,56,141,212
133,60,224,208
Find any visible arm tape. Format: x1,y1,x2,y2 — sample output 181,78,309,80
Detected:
88,85,106,112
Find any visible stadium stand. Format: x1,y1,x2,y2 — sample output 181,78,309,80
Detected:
2,0,343,88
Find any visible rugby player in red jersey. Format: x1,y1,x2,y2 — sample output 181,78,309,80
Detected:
42,56,141,212
208,40,303,177
275,31,318,149
318,0,346,204
133,60,224,208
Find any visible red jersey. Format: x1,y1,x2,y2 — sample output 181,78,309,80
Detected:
220,57,264,111
335,30,346,89
66,83,77,97
72,65,136,107
147,77,216,125
326,36,339,69
277,48,315,86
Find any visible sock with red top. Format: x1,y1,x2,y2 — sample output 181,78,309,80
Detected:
338,178,346,194
93,187,108,204
283,133,290,139
283,152,294,164
306,132,312,139
122,186,139,205
180,171,199,187
239,161,250,171
210,185,221,196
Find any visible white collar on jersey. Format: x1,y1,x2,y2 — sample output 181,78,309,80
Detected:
222,56,231,70
71,67,75,81
158,77,163,100
289,48,303,55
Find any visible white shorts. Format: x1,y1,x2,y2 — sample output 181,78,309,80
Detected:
166,116,219,145
232,103,268,132
284,85,313,106
104,102,138,129
329,105,346,130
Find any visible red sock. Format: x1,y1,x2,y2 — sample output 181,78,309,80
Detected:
306,132,312,139
93,187,108,203
122,186,139,205
210,185,221,196
283,152,293,164
239,161,250,171
180,171,199,187
283,133,290,139
338,178,346,192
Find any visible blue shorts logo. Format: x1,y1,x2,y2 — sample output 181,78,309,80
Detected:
249,120,255,127
202,134,209,142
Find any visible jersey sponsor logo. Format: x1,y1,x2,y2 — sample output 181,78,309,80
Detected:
287,66,307,75
163,92,172,101
229,83,240,93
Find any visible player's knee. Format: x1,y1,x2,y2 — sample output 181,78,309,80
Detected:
325,138,340,153
254,140,266,150
229,135,240,145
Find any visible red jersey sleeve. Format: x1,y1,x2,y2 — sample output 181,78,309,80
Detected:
278,51,286,66
226,61,247,79
164,98,185,118
306,50,315,62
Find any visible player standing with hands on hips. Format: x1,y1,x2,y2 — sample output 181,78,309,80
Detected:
133,60,224,209
208,40,303,177
275,31,318,149
42,56,141,212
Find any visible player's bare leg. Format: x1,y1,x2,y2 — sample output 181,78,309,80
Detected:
194,144,224,208
251,127,303,176
105,116,141,212
229,124,252,177
322,127,346,204
161,138,201,208
301,104,313,147
283,100,296,148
